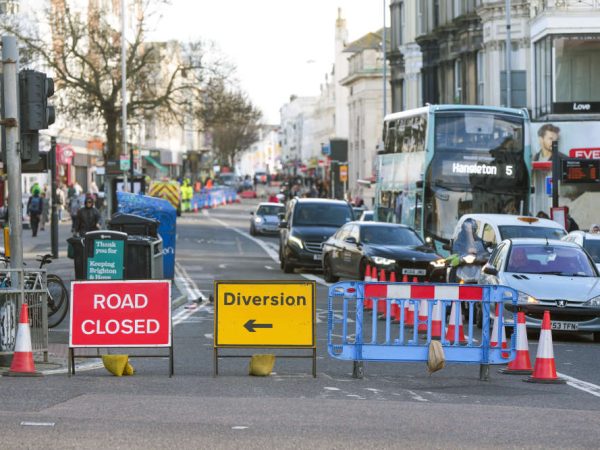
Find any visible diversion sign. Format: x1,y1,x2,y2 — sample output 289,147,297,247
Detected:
214,281,316,348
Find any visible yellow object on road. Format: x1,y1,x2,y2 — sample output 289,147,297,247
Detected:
102,354,134,376
249,354,275,376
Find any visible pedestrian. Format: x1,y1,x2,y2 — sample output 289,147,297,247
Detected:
565,207,579,232
27,187,43,237
40,192,50,231
56,185,66,221
590,224,600,234
536,211,550,219
73,181,83,196
76,194,102,236
69,194,82,235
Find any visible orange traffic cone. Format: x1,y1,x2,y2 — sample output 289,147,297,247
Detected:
377,269,388,317
390,272,397,282
417,299,429,333
501,311,533,375
525,311,565,383
3,304,42,377
364,264,373,311
491,303,509,358
193,203,198,213
430,300,443,339
445,301,467,344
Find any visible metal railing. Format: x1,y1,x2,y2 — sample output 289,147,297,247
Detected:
0,268,48,361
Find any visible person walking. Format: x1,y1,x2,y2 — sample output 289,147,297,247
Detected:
76,194,102,236
69,194,82,235
27,188,43,237
56,185,66,221
40,192,50,231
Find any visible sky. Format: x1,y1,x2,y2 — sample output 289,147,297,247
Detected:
149,1,386,124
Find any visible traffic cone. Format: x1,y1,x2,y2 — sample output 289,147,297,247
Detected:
388,272,400,320
525,311,565,383
417,299,429,333
3,304,42,377
445,301,466,344
364,264,373,311
500,311,533,375
430,300,443,339
377,269,388,317
491,303,509,358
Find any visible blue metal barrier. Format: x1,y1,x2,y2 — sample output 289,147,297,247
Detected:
327,281,519,380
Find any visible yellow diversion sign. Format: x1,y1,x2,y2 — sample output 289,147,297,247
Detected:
214,281,316,347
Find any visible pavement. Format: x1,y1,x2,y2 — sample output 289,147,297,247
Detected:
0,218,187,373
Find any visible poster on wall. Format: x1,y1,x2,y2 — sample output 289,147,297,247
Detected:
530,121,600,170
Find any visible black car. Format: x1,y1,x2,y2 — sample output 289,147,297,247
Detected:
321,222,444,283
279,198,354,273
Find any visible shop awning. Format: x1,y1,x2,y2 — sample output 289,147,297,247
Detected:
144,155,168,173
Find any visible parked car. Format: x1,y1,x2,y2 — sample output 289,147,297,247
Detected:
563,230,600,272
217,173,242,192
358,210,374,222
478,238,600,340
352,206,366,220
250,202,285,236
444,214,567,283
279,198,354,273
322,222,444,283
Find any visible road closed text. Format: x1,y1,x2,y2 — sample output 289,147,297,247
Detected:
70,281,171,347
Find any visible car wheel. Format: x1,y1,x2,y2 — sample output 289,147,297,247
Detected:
594,332,600,343
323,257,339,283
282,257,295,274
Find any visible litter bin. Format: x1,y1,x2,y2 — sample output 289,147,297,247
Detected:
67,236,86,280
108,212,164,280
84,230,128,280
116,192,176,279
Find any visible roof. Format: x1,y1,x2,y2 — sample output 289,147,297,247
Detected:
294,198,350,206
508,238,579,247
384,104,528,122
343,28,389,53
461,214,565,229
258,202,285,207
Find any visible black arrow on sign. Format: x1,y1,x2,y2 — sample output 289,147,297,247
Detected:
244,319,273,333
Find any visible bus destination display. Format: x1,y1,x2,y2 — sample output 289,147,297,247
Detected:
561,159,600,184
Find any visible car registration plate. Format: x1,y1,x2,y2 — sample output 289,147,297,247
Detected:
551,321,579,331
313,254,323,261
402,268,426,276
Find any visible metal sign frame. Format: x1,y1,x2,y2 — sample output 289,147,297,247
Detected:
213,280,317,377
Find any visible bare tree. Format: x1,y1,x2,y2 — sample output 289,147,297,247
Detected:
203,81,262,167
1,0,233,161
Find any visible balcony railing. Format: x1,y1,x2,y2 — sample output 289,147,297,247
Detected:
539,0,600,11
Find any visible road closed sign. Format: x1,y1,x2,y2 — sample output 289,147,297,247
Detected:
214,281,316,348
70,280,171,347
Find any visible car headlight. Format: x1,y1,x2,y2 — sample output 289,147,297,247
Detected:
584,296,600,307
462,254,476,264
254,217,263,224
288,235,303,249
430,258,446,268
518,291,538,305
372,256,395,266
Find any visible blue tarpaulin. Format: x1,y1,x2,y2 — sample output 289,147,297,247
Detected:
117,192,177,279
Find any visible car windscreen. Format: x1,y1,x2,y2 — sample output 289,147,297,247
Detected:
293,204,353,227
360,226,423,246
584,239,600,264
499,225,566,240
507,245,596,276
257,205,284,216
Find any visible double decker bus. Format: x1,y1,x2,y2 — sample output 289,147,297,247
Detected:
375,105,531,253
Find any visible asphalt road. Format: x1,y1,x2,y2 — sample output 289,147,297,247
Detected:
1,200,599,448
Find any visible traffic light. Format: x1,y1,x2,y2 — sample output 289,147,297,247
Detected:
19,69,55,162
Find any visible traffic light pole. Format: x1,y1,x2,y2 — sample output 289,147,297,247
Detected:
50,137,58,258
2,36,23,270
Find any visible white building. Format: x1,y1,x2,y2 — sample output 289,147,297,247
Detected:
237,125,281,178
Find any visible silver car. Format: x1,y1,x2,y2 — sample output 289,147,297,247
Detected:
250,202,285,236
479,238,600,341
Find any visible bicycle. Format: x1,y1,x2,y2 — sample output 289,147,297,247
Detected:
0,254,69,328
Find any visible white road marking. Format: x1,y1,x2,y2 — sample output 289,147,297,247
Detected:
21,422,55,427
232,426,249,430
218,264,227,269
323,386,340,391
558,372,600,398
406,390,428,402
265,265,274,270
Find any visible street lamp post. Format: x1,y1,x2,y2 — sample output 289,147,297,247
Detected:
505,0,511,108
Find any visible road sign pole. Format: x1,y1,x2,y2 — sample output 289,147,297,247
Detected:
50,137,59,258
2,36,23,271
552,140,559,208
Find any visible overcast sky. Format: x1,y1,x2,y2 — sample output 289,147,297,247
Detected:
149,1,386,124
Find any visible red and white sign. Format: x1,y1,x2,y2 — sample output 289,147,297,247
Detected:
569,148,600,159
70,280,171,348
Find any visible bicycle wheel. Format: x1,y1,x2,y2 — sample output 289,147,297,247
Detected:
47,274,69,328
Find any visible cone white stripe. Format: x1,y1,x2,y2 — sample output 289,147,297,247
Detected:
434,285,459,300
14,323,32,352
516,322,529,350
447,302,463,326
387,284,411,299
418,299,428,317
431,300,442,321
536,329,555,359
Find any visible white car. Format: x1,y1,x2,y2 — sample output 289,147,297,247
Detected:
563,230,600,272
449,214,567,251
